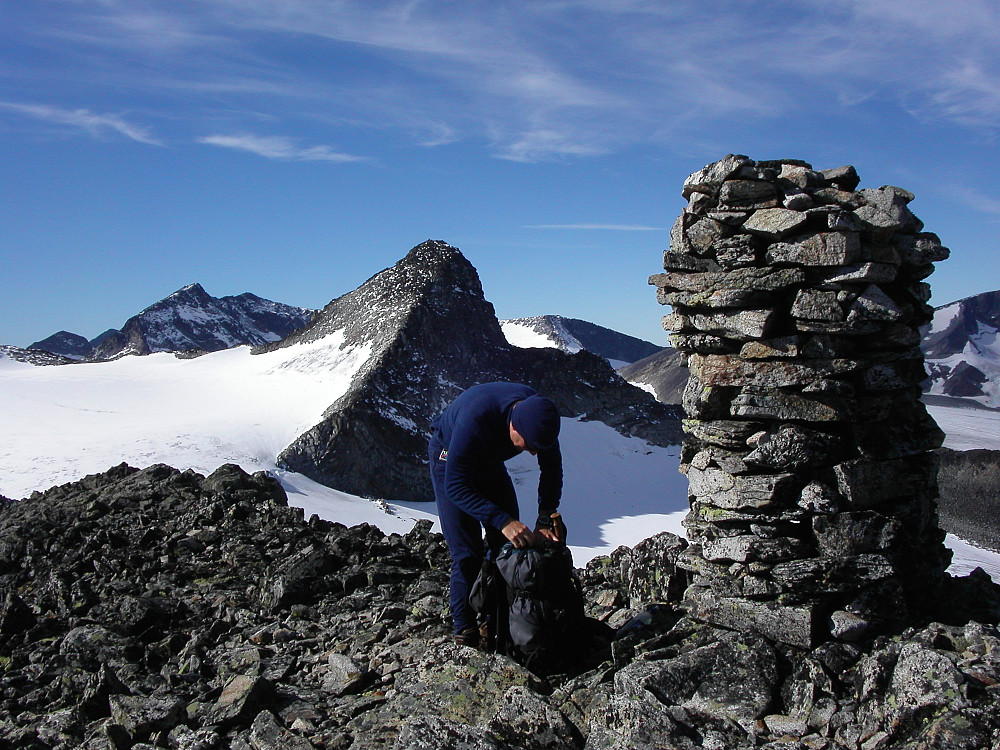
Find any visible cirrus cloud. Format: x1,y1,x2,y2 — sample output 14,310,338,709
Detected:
197,133,366,163
0,102,162,145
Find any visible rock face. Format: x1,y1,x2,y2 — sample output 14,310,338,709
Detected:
2,463,999,749
264,240,682,502
617,346,689,404
27,331,95,360
935,447,1000,552
651,155,952,648
501,315,663,365
922,289,1000,407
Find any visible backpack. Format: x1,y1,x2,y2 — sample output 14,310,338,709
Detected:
471,541,588,674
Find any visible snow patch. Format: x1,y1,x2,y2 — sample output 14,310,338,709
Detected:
926,401,1000,451
501,321,560,349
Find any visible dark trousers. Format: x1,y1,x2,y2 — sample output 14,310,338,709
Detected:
428,439,518,634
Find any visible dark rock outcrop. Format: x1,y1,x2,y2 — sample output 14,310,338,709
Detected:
936,447,1000,552
2,463,999,749
264,241,683,502
27,331,94,360
617,347,689,404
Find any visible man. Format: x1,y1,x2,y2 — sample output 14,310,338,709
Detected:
428,382,564,646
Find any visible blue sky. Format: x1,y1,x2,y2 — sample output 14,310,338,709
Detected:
2,0,999,348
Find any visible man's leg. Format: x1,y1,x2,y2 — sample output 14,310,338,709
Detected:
429,441,484,636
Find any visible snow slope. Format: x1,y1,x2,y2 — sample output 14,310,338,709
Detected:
501,321,572,351
2,348,998,580
925,400,1000,452
0,334,371,498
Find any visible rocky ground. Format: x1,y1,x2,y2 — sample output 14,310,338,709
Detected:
2,463,1000,749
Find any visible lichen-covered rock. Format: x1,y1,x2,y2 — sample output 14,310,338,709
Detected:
0,461,999,748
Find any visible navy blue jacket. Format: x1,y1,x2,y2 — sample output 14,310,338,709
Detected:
430,382,562,530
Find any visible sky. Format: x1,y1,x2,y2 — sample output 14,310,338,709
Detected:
2,0,1000,348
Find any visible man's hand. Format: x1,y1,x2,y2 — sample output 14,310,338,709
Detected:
536,527,561,543
501,518,536,549
534,512,567,543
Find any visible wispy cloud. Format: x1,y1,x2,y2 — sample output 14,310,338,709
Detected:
0,102,162,145
946,184,1000,218
526,224,667,231
7,1,1000,160
198,133,365,163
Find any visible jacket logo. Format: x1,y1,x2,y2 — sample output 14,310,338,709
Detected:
439,449,448,461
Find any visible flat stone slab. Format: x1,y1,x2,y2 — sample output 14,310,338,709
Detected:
766,231,860,266
743,207,809,240
683,587,825,649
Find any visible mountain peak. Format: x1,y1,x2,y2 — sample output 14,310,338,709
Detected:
261,240,497,353
52,285,317,361
177,282,206,294
275,240,681,501
405,238,463,260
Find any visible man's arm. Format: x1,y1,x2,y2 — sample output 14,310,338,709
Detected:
536,441,562,514
534,442,564,542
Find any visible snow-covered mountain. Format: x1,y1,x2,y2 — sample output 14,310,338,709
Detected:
922,290,1000,407
501,315,663,368
264,240,682,502
28,283,316,361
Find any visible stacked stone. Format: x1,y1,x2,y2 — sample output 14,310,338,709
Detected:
651,154,952,649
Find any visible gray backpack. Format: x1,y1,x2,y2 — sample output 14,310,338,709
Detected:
491,542,587,673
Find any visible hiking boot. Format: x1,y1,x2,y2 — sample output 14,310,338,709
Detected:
454,627,480,648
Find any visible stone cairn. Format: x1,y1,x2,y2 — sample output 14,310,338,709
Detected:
651,155,953,649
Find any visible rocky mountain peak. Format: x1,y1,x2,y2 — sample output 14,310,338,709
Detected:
264,239,503,355
272,240,681,502
27,331,93,360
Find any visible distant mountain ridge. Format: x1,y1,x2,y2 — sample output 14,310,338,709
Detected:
501,315,663,365
28,284,316,361
0,344,73,367
921,289,1000,408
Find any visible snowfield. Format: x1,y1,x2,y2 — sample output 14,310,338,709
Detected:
1,345,998,580
0,334,372,499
